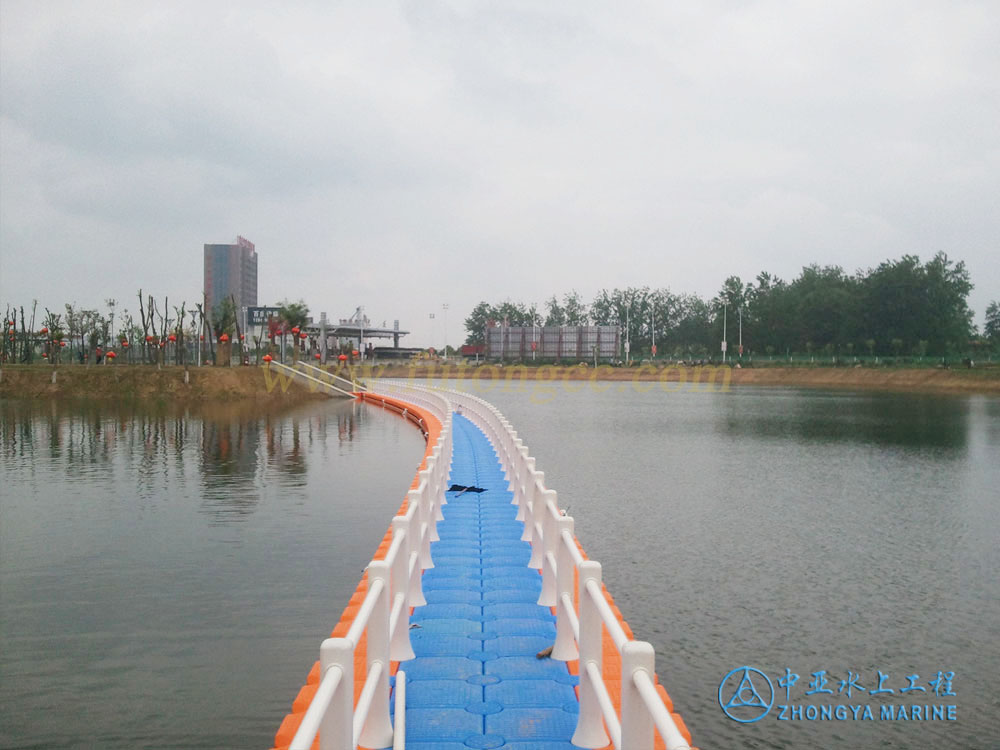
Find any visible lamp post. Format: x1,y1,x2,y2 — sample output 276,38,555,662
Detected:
532,308,537,361
624,302,631,364
722,304,728,363
442,303,449,360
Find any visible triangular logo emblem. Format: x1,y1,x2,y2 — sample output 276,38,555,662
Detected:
723,670,769,709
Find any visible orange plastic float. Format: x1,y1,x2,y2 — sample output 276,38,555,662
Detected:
270,392,440,750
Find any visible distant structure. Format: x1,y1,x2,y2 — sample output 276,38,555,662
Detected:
203,236,258,313
486,324,620,361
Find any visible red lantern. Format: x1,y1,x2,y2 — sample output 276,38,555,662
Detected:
239,334,245,341
219,333,229,342
299,332,307,340
42,352,48,358
107,351,117,359
60,341,67,347
122,341,129,348
168,334,177,342
40,327,48,335
338,354,348,362
352,350,359,357
291,326,300,335
314,352,321,359
262,354,273,363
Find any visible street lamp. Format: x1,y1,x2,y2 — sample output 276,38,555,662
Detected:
722,304,728,363
442,303,449,360
624,302,631,364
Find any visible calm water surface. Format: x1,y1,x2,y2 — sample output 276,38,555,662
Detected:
0,398,425,749
3,386,999,749
477,382,1000,749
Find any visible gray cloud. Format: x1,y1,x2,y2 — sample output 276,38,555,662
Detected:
2,0,997,343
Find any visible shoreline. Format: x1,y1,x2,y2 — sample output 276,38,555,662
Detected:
370,362,1000,396
0,364,329,407
1,362,998,402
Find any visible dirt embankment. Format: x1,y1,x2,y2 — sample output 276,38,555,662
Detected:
0,364,331,407
371,362,1000,395
3,362,998,402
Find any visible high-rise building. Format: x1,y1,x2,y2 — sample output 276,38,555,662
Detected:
204,236,258,313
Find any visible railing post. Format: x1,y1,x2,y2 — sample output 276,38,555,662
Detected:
437,429,450,507
538,490,559,605
552,516,578,661
360,562,393,749
514,457,535,521
410,488,433,570
390,517,415,660
621,641,656,750
518,444,529,492
521,470,542,541
319,638,354,750
425,456,444,522
572,561,609,749
418,469,439,544
527,485,544,569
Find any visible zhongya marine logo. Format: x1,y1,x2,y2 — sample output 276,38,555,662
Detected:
719,666,775,723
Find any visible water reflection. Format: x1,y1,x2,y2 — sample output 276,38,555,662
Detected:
0,400,374,525
718,389,970,450
0,396,426,750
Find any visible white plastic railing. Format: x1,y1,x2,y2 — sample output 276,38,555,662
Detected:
296,361,368,393
289,388,452,750
267,360,355,397
374,379,693,750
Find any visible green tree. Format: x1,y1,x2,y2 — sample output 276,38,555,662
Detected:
859,253,972,356
985,301,1000,348
277,299,310,331
464,301,496,346
562,290,589,326
544,296,565,326
212,297,237,337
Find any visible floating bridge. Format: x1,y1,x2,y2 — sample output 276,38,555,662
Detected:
271,379,697,750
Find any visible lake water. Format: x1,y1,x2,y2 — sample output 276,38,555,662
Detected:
2,385,998,749
475,381,1000,749
0,398,425,750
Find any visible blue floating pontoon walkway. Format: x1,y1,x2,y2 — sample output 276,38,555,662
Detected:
393,413,580,750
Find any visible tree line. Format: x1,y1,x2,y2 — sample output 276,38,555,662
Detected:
2,292,312,365
465,253,998,359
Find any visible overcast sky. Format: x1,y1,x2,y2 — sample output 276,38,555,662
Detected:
2,0,997,346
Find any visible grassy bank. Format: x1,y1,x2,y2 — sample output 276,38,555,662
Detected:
0,364,331,407
370,362,1000,396
3,361,998,403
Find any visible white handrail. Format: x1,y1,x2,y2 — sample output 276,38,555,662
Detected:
352,661,384,748
634,666,691,750
287,384,452,750
345,576,384,646
392,671,407,750
268,360,355,397
586,660,622,749
366,380,694,750
289,665,343,750
296,360,366,392
585,578,629,651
